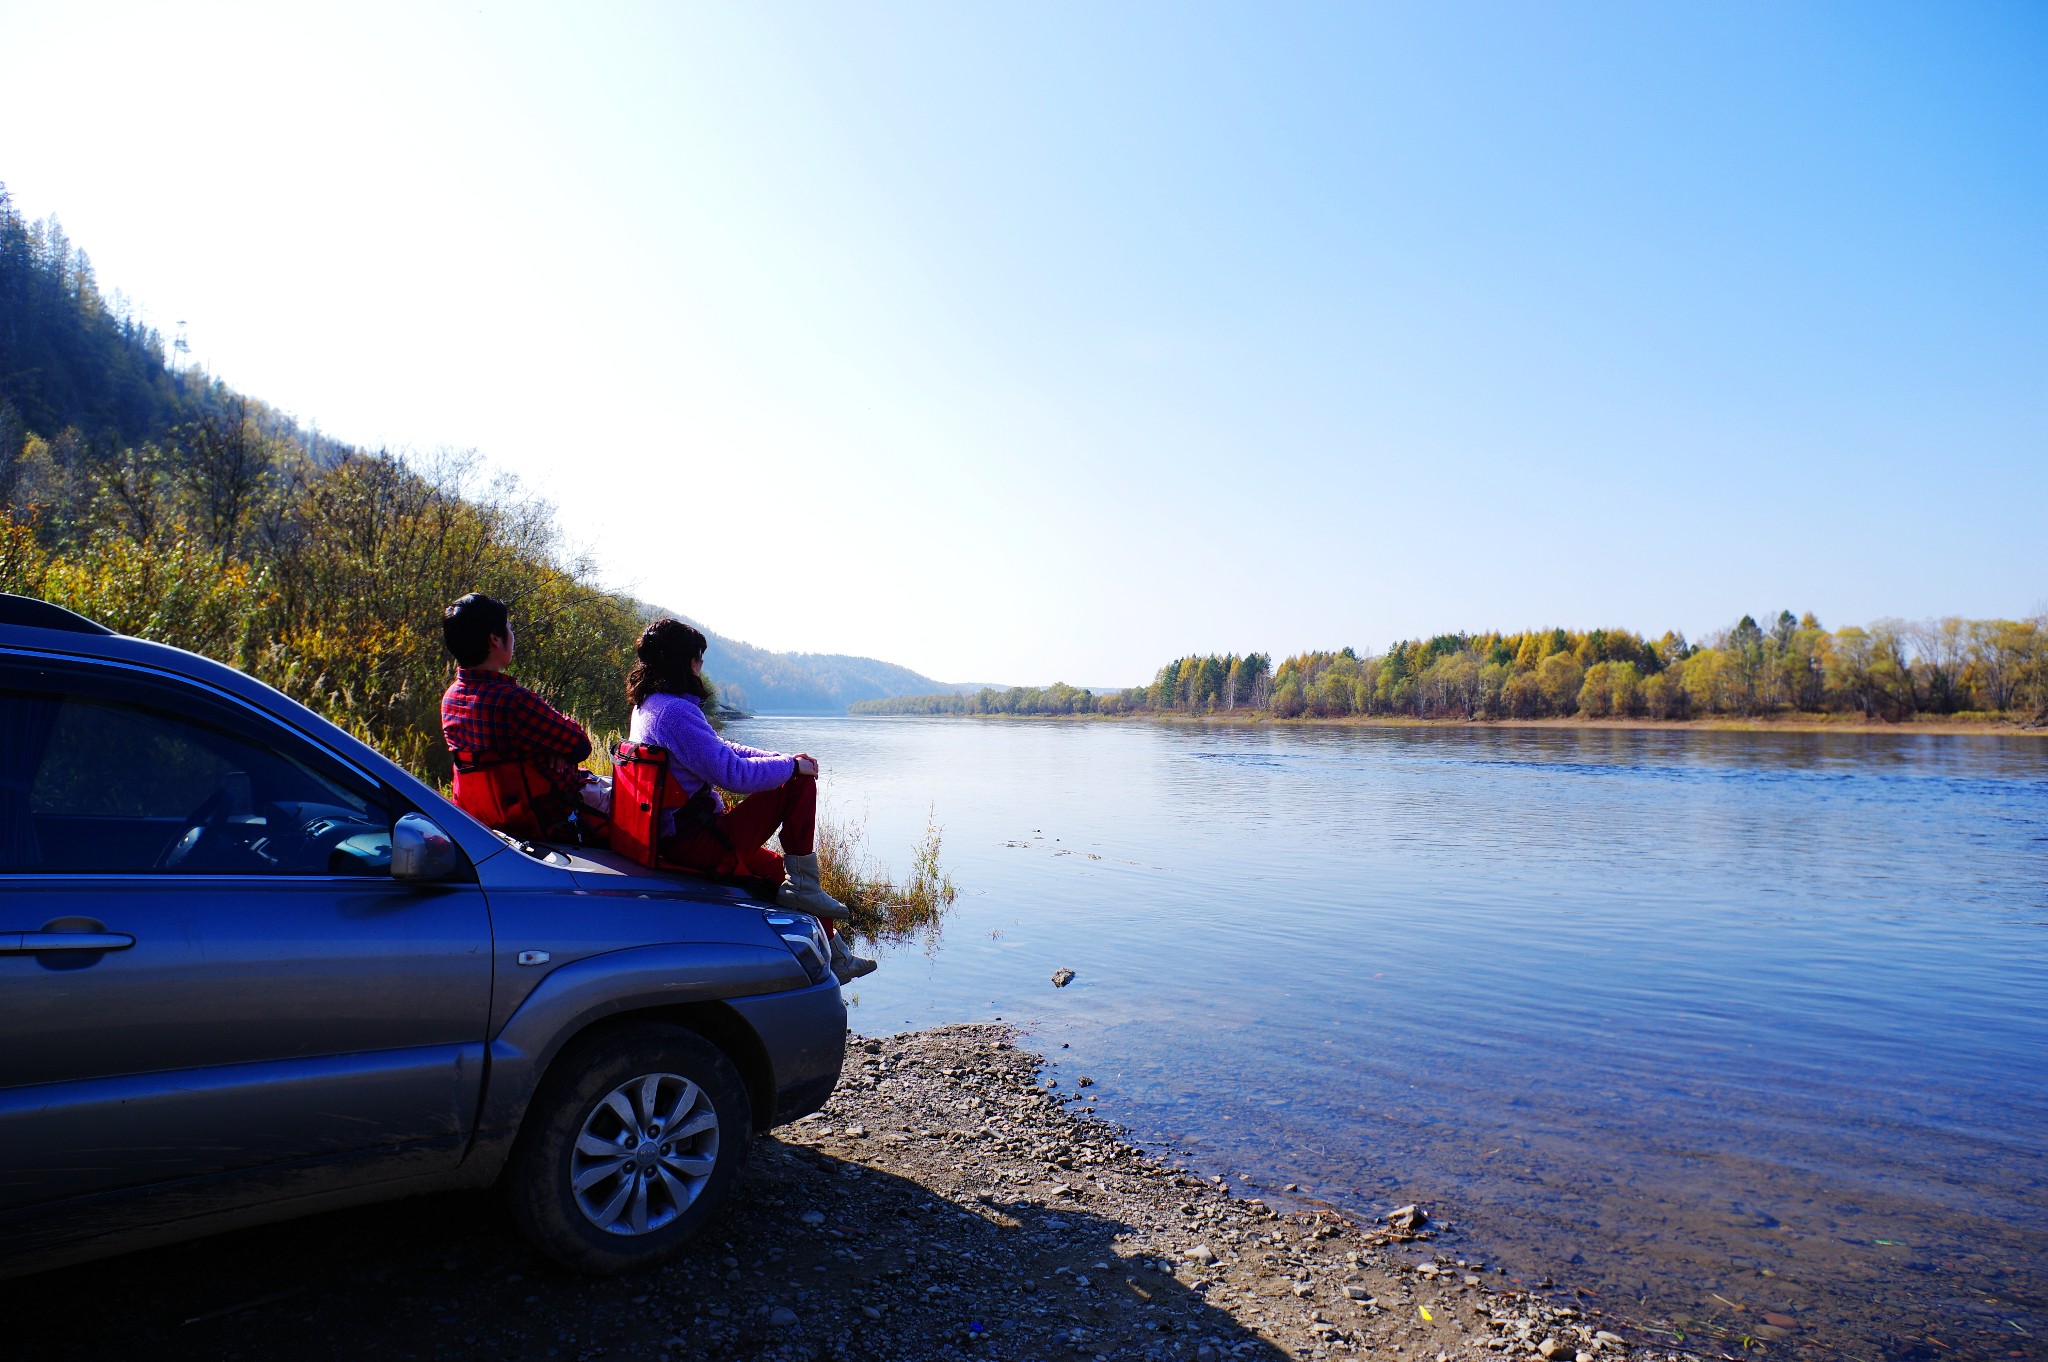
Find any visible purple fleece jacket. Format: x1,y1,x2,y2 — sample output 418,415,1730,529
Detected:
627,692,795,818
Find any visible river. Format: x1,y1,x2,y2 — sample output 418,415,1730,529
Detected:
729,715,2048,1359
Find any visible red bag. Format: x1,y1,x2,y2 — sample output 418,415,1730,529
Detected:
449,750,552,841
610,741,692,867
611,742,793,889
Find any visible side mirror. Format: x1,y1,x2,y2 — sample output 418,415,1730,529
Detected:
392,813,463,882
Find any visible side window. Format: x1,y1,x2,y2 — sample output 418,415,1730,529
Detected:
2,683,393,876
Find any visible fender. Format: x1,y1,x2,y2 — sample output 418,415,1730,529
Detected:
469,941,806,1171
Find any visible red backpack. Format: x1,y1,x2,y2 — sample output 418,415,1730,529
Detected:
449,751,608,846
609,741,692,867
610,742,783,884
449,751,556,841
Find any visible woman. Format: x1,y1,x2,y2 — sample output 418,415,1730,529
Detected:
625,618,877,982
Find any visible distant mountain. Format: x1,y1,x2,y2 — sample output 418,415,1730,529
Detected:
641,607,982,714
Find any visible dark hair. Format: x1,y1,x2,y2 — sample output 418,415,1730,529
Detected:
443,593,509,668
626,617,711,707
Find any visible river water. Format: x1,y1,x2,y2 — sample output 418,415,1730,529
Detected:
730,715,2048,1359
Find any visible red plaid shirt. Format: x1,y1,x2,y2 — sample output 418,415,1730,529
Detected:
440,667,593,796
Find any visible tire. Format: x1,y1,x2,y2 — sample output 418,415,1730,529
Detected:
507,1023,752,1274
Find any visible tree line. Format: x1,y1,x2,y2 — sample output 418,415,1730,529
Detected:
853,616,2048,723
0,184,643,779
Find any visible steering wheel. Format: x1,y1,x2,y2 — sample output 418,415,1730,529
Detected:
155,774,250,871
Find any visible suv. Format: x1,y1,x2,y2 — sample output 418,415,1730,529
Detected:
0,594,845,1278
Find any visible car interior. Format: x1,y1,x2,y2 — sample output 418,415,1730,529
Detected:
1,690,393,876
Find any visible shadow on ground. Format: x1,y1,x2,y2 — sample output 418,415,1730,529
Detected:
1,1136,1288,1362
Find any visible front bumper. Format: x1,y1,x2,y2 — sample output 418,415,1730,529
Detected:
728,976,847,1126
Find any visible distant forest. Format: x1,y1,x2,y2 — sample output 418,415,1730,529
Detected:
855,613,2048,724
0,185,921,776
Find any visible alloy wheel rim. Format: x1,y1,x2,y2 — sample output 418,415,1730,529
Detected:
570,1071,719,1236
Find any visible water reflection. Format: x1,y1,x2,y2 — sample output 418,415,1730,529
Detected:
735,715,2048,1358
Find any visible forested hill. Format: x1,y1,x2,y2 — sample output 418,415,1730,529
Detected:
1,189,205,450
0,185,957,780
666,615,972,714
0,186,349,478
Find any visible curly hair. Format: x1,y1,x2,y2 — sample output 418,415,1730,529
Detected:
626,617,712,707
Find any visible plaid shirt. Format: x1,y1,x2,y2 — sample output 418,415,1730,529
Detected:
440,667,593,796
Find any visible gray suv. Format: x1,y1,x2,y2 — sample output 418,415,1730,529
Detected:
0,594,845,1278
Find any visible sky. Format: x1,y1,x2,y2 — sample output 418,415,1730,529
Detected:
1,1,2042,686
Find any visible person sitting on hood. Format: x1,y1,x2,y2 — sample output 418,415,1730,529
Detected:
625,616,876,982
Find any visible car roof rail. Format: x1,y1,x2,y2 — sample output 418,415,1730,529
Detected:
0,593,115,635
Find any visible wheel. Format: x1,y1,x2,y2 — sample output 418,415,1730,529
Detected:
507,1023,751,1274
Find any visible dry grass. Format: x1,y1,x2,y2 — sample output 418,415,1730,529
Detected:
815,805,959,948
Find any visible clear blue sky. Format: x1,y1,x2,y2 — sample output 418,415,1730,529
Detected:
2,1,2042,685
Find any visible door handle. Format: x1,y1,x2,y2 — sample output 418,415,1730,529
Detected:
0,932,137,953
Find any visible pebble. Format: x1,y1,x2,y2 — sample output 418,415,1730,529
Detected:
799,1210,825,1226
767,1307,798,1328
1185,1244,1218,1266
1051,968,1076,987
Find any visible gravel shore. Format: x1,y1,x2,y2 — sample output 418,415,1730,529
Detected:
747,1024,1700,1362
4,1024,1707,1362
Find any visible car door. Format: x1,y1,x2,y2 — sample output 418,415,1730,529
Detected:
0,655,493,1223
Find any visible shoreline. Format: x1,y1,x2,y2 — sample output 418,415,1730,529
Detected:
771,1024,1701,1361
6,1024,1708,1362
855,710,2045,737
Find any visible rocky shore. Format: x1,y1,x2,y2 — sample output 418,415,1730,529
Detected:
739,1024,1701,1362
4,1024,1709,1362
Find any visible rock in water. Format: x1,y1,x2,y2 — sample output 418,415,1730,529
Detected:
1385,1203,1428,1231
1051,968,1076,987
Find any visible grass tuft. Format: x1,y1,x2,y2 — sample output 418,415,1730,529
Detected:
815,804,958,948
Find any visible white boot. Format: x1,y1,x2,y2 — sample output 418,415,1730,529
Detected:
829,929,878,983
776,852,849,920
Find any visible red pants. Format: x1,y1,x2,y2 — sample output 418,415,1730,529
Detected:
665,775,816,881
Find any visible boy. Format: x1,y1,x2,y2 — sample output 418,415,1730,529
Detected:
440,593,607,836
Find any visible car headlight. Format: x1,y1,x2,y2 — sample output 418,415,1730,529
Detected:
764,909,832,986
